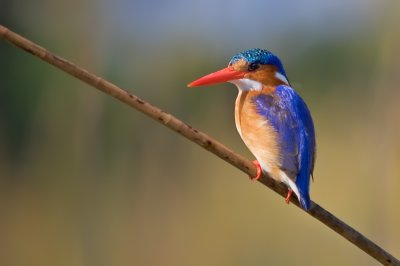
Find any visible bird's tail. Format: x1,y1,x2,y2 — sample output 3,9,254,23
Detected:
294,168,311,210
295,129,313,211
297,187,311,210
280,171,311,211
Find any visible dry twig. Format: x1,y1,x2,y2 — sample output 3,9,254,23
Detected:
0,24,398,266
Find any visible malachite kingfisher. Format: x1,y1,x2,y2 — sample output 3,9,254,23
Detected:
188,48,316,210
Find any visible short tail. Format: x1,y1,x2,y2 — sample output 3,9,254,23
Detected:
289,182,310,210
294,170,311,210
280,171,311,211
298,190,311,210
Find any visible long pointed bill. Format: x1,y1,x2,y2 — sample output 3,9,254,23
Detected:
188,67,246,87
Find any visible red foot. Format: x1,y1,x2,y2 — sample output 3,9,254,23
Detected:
250,160,262,181
285,189,293,204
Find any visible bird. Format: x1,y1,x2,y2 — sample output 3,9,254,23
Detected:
188,48,316,210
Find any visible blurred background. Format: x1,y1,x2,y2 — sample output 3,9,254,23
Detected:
0,1,399,265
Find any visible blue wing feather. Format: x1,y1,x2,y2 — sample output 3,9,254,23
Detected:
253,85,315,210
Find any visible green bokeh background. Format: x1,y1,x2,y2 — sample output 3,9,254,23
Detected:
1,1,399,265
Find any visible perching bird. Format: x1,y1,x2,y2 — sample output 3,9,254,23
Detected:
188,49,316,210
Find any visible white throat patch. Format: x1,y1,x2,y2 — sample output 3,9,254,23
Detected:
230,72,289,91
230,78,263,91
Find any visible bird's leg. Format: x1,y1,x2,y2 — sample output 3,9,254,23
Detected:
285,189,293,204
249,160,262,180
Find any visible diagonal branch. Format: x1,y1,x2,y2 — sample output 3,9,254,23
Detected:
0,24,398,266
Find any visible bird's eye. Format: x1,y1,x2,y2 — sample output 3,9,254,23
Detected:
248,62,260,71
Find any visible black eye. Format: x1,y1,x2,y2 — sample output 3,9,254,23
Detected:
248,62,260,71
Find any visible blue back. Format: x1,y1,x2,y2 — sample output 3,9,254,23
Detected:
252,85,315,209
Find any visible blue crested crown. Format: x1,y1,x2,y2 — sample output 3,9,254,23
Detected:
229,48,287,77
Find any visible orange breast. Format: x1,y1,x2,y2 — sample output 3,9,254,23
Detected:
235,90,282,180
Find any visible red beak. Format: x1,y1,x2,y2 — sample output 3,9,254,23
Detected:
188,67,246,87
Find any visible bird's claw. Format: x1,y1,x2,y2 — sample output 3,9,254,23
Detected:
285,189,293,204
250,160,262,181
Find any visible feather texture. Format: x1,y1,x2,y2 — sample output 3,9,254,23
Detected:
188,48,316,210
252,85,315,209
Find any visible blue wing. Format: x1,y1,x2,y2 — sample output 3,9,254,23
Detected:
252,85,315,210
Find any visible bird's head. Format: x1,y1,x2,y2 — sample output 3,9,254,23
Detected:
188,48,289,91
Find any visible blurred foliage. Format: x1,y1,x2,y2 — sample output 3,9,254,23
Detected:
0,1,400,266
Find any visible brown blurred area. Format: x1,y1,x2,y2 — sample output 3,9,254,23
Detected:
0,1,399,265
